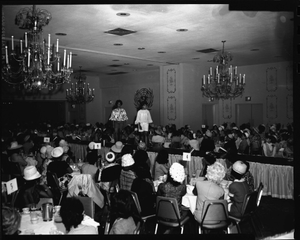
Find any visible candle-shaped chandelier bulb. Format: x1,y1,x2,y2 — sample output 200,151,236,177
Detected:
201,40,245,100
2,5,73,93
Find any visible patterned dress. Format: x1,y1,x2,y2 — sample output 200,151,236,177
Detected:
157,181,186,216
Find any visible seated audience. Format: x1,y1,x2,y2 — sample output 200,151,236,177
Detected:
199,151,217,177
7,141,27,174
15,166,53,209
157,162,188,218
119,154,136,191
81,151,99,181
193,161,226,223
153,149,169,181
109,189,139,234
131,164,156,216
60,197,98,234
228,160,251,218
262,133,277,157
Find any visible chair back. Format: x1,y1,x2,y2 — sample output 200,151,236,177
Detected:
46,171,60,190
128,190,142,215
256,182,264,207
76,196,95,218
201,200,229,225
156,196,181,225
242,191,258,216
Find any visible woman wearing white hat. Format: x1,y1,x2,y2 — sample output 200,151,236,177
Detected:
157,162,189,219
14,166,53,210
227,160,252,218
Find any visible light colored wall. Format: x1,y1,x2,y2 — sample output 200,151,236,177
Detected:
179,61,293,130
4,61,292,130
98,70,160,125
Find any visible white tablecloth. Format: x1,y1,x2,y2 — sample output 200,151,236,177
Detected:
19,211,99,235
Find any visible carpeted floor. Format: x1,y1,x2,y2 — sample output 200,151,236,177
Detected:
137,196,295,238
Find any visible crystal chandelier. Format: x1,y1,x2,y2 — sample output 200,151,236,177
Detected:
201,40,245,100
66,67,95,104
2,5,73,92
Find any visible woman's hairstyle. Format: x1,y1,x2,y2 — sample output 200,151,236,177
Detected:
60,197,84,232
203,151,217,165
155,149,169,164
205,162,226,183
86,151,98,165
113,99,123,109
110,190,139,222
133,149,148,166
2,206,21,235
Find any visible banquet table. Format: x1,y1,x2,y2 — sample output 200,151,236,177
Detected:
19,211,100,235
147,152,294,200
68,143,294,200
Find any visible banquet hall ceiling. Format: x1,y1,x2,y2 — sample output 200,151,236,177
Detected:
2,4,294,76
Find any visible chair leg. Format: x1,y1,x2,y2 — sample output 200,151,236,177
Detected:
154,223,158,234
180,226,184,234
199,226,202,234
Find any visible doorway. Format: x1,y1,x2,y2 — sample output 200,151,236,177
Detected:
202,103,215,128
235,103,263,127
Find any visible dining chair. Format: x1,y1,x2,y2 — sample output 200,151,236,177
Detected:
75,196,95,219
199,199,231,234
46,171,68,205
229,190,260,236
253,182,264,237
128,190,156,224
154,196,190,234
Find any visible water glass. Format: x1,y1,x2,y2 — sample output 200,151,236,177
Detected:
30,210,38,224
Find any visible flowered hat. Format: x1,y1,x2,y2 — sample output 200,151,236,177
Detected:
51,147,64,158
169,162,185,183
111,141,124,153
121,154,135,167
106,152,116,162
23,166,41,181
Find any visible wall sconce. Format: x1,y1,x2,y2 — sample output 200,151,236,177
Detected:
245,96,251,101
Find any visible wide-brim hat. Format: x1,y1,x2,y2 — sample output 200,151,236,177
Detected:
121,154,135,167
169,162,185,183
8,141,23,150
106,152,116,162
111,141,124,153
51,147,64,158
23,166,41,180
232,160,247,175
